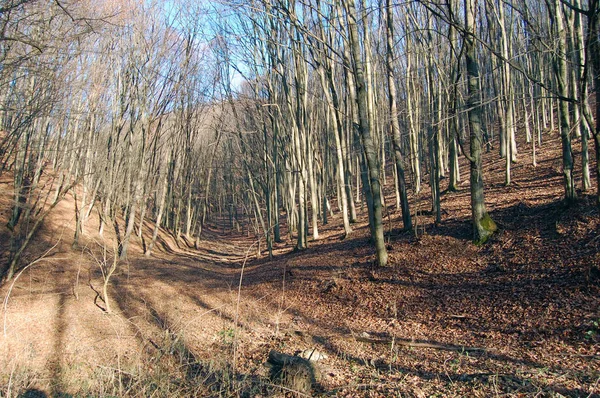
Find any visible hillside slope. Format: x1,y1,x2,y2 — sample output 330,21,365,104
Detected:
0,134,598,397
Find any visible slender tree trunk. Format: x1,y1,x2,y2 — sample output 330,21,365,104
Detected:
341,44,359,223
384,0,412,230
405,33,421,194
498,0,516,185
146,152,170,256
584,0,600,206
307,127,319,240
120,161,144,259
272,112,282,242
317,63,352,236
448,17,461,192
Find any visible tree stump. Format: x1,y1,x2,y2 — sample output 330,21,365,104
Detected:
267,350,319,395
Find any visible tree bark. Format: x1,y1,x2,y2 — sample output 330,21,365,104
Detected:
464,0,497,244
551,0,577,204
344,0,387,266
384,0,412,231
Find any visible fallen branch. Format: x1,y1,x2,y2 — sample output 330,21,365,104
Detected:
557,353,600,360
350,335,490,353
296,330,492,353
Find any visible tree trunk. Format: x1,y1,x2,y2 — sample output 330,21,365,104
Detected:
317,63,352,236
552,0,577,204
464,0,497,244
585,0,600,206
384,0,412,230
344,0,387,266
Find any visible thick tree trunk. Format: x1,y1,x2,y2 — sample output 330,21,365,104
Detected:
344,0,387,266
465,0,497,244
552,0,577,204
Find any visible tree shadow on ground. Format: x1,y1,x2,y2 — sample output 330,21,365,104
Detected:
104,180,599,396
242,288,598,397
109,274,269,397
151,231,249,266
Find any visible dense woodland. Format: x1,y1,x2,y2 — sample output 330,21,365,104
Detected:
0,0,599,396
0,0,599,280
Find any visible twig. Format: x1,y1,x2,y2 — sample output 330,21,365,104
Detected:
587,376,600,398
94,363,136,377
586,234,600,247
449,314,477,320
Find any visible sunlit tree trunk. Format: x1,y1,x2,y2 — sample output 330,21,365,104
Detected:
464,0,497,244
551,0,577,204
343,0,387,266
384,0,412,230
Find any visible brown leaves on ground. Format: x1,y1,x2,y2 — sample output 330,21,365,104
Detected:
1,135,599,397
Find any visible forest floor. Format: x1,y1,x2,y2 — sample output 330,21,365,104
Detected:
0,134,599,397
